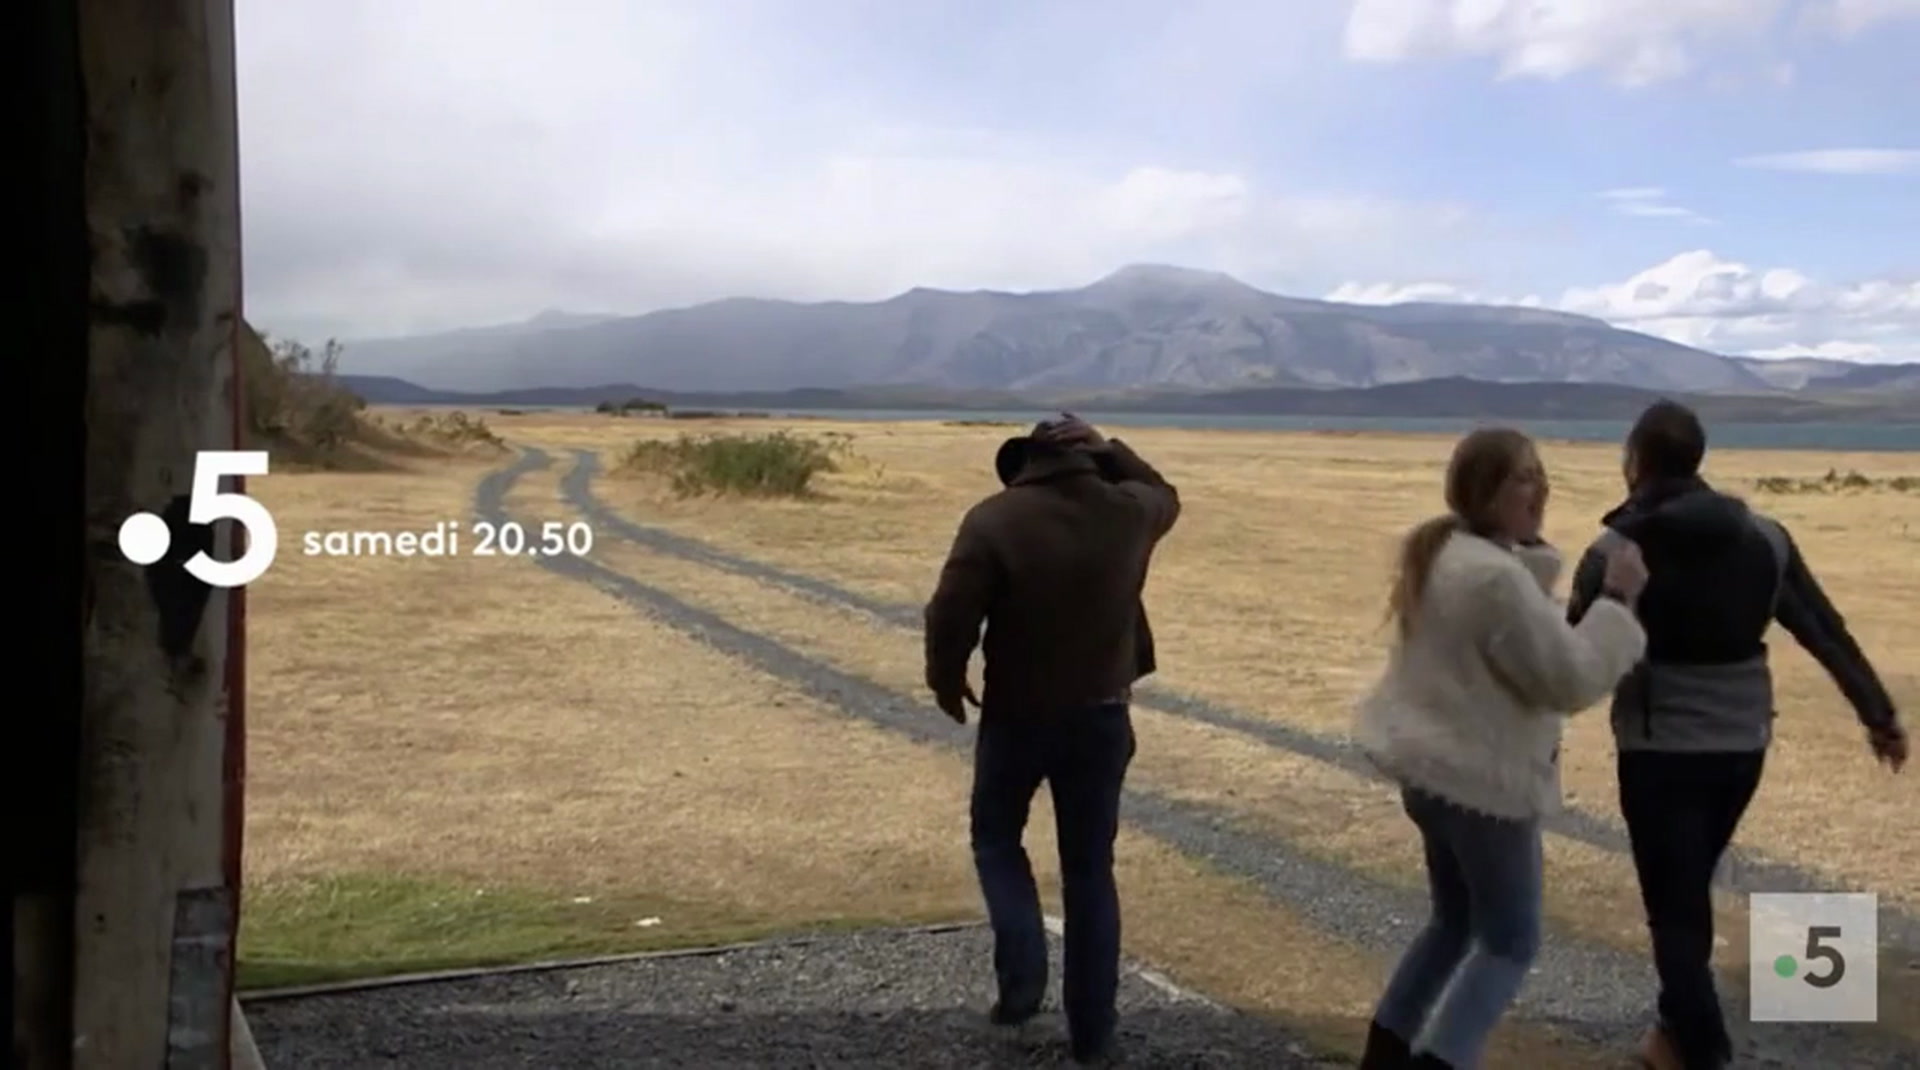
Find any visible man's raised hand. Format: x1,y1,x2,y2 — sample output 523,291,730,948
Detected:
1037,413,1107,451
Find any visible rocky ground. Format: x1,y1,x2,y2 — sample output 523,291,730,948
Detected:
245,923,1342,1068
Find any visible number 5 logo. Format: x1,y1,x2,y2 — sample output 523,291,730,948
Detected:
186,450,278,588
1803,925,1846,989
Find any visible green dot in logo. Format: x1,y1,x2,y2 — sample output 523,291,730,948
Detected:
1773,954,1799,978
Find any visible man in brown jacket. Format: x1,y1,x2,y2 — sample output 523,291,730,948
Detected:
923,414,1180,1064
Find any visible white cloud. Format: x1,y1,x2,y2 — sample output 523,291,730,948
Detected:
1733,149,1920,174
1342,0,1919,85
236,0,1916,376
1805,0,1920,36
239,0,1469,343
1345,0,1763,84
1330,250,1920,361
1325,281,1485,304
1746,341,1887,361
1555,251,1919,360
1596,187,1714,224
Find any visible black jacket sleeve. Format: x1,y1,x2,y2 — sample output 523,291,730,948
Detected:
1565,538,1608,626
922,505,999,699
1770,523,1900,733
1094,439,1181,539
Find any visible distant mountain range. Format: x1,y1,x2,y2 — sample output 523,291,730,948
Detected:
345,264,1858,395
328,264,1916,421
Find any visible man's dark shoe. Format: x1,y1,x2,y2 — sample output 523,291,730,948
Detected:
1359,1019,1412,1068
1069,1033,1119,1066
1635,1023,1684,1070
988,996,1042,1027
1407,1053,1453,1069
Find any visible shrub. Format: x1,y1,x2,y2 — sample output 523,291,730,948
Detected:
596,397,668,416
1752,469,1918,495
403,410,507,450
240,327,385,466
619,431,849,498
244,333,363,445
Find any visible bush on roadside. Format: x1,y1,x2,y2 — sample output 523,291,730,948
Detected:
619,431,850,498
595,396,669,416
242,329,367,454
1753,469,1916,495
400,410,507,451
242,324,510,468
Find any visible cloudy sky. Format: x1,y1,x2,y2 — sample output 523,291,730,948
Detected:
238,0,1920,363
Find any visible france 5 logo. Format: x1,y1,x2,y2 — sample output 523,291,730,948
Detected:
1748,892,1878,1023
116,451,277,589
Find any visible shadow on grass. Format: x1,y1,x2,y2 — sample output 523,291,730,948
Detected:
238,873,964,992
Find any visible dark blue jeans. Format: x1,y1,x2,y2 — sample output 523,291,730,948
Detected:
1375,786,1544,1068
1619,749,1766,1070
970,702,1136,1051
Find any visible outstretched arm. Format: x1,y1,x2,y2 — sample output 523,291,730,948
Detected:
1770,524,1900,736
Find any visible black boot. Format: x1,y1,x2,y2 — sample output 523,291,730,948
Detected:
1070,1032,1118,1066
1407,1052,1453,1069
1358,1020,1412,1069
988,995,1042,1027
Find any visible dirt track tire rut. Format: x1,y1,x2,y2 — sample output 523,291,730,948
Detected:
443,446,1920,1069
557,448,1920,950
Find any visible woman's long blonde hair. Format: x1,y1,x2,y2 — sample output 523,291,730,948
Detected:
1387,427,1537,638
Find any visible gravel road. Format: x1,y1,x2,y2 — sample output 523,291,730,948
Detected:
555,447,1920,949
446,448,1916,1069
247,924,1340,1069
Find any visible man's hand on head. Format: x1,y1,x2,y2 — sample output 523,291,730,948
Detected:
935,684,980,725
1035,413,1107,452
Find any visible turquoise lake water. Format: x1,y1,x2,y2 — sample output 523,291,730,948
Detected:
767,409,1920,453
438,403,1920,452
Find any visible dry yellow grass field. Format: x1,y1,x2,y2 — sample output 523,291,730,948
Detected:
505,410,1920,899
242,409,1919,1060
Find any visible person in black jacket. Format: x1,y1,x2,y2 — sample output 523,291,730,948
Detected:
1566,399,1907,1070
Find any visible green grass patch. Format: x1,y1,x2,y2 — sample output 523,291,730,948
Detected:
618,431,853,498
237,874,822,991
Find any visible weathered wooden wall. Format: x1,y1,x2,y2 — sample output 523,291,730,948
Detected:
72,0,244,1065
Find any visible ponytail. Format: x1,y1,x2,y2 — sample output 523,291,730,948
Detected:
1387,513,1462,638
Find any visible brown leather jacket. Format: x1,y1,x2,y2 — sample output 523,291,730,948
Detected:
923,439,1180,715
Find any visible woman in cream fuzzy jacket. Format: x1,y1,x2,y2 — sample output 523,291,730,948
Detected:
1354,427,1651,1070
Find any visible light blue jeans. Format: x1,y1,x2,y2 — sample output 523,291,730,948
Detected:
1373,786,1543,1068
